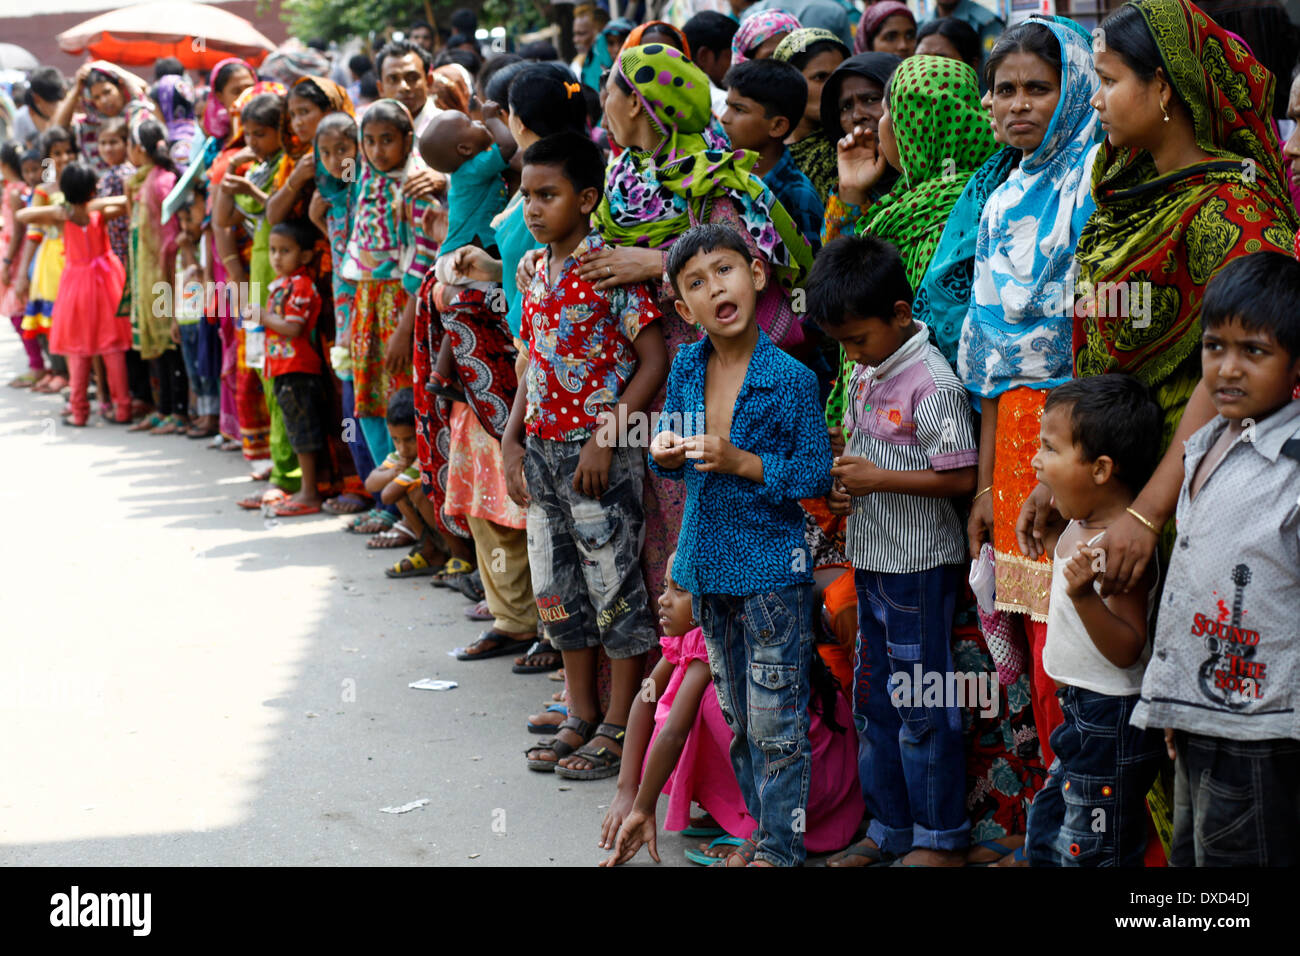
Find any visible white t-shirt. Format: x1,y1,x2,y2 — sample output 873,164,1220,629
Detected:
1043,522,1154,697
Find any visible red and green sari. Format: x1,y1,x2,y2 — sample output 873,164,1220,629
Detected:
1073,0,1299,450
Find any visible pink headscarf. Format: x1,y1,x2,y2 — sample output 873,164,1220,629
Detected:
732,10,802,64
203,57,254,141
854,1,916,54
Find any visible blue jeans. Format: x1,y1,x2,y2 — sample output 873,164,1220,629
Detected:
178,321,220,416
695,585,814,866
853,565,970,855
1026,686,1162,867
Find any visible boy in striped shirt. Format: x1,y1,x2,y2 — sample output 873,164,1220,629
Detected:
810,235,978,867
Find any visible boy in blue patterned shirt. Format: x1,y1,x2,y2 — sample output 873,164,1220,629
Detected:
721,58,824,250
651,224,832,866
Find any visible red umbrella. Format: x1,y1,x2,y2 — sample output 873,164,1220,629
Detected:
57,1,276,70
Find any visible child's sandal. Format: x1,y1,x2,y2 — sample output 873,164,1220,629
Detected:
554,723,626,781
525,715,596,772
430,556,473,588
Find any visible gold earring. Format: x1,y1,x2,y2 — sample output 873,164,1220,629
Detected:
1161,100,1170,123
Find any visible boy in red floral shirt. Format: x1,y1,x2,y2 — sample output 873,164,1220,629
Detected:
252,221,326,517
502,132,669,781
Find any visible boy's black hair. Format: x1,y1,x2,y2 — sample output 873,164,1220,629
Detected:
723,59,808,132
451,7,478,35
805,235,912,330
240,92,285,131
270,219,317,252
1044,374,1162,495
436,47,482,77
386,387,416,426
153,56,185,79
38,125,75,160
683,11,740,54
522,132,604,194
517,40,560,62
665,223,754,295
374,38,434,76
1202,251,1300,360
59,162,98,205
348,54,373,78
25,66,66,104
358,73,380,102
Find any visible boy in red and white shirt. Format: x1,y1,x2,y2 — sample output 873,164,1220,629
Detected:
250,221,325,516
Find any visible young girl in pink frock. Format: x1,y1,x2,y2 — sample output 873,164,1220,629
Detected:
18,162,129,426
599,552,864,867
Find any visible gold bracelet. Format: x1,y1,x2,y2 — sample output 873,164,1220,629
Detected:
973,485,992,503
1125,506,1159,535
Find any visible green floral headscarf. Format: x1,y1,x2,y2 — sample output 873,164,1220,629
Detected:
854,55,997,288
594,43,813,292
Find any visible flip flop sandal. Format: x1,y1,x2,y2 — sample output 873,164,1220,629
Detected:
238,488,287,510
322,493,371,515
430,556,474,588
249,467,272,481
272,499,323,517
548,668,566,683
367,526,417,549
128,413,164,432
526,703,568,734
684,835,747,866
385,550,436,578
455,629,534,661
448,567,485,602
968,838,1022,867
826,840,898,868
512,639,561,675
150,416,183,435
682,816,727,839
347,508,394,534
554,723,626,781
463,599,494,621
7,371,42,388
219,438,242,451
525,715,596,772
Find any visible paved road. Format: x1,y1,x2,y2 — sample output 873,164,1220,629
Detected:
0,345,694,867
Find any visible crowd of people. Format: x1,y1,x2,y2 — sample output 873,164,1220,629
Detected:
2,0,1299,868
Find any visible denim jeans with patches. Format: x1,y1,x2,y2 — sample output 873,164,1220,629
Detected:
1171,732,1300,867
1026,686,1162,867
524,435,656,659
695,585,814,867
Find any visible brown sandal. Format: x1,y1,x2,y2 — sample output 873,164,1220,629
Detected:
525,715,595,772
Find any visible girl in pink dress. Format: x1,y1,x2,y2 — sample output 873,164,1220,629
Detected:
17,162,129,426
599,551,865,867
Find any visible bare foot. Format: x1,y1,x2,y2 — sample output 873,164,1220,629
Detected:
900,847,967,867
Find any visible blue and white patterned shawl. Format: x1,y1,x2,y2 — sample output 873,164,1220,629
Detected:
957,17,1104,399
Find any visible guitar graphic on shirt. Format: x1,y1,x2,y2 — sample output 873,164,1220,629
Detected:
1197,563,1254,709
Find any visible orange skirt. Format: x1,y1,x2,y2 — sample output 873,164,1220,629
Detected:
991,387,1052,621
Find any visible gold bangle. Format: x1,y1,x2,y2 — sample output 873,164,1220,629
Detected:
1126,506,1159,535
973,485,992,503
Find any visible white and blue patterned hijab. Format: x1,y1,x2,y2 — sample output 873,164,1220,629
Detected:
957,17,1104,400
